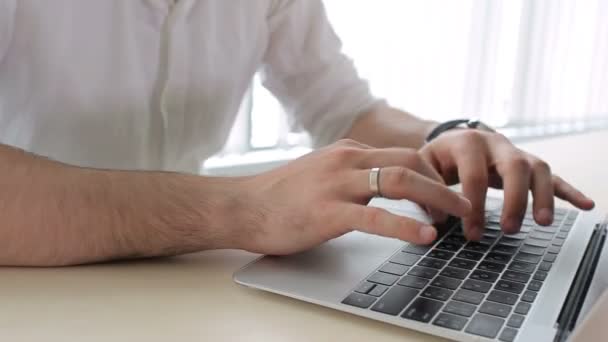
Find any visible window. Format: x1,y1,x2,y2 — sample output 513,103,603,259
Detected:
205,0,608,173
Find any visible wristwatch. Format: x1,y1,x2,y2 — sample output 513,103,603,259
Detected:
425,118,495,143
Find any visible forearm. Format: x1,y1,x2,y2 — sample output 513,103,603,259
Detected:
345,105,437,149
0,144,245,266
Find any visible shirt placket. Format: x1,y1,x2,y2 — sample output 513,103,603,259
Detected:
159,0,193,170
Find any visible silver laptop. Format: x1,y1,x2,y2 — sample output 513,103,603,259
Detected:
234,196,607,342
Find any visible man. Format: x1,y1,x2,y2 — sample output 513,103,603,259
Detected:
0,0,594,266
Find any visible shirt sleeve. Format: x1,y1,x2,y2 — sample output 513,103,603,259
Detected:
260,0,384,148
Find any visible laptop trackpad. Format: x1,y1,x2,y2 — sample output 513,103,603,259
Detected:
234,231,405,303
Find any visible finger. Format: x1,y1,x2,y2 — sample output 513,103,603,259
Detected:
345,204,437,245
496,157,531,234
529,160,554,226
357,148,445,185
553,176,595,210
454,150,489,241
356,148,449,222
353,166,471,218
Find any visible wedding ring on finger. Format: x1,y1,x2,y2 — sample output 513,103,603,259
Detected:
369,167,382,197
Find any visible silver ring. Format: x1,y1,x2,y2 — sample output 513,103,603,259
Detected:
369,167,382,197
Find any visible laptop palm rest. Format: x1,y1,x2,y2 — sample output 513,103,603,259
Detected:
234,231,404,303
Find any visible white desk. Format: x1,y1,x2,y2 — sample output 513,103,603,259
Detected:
1,131,607,342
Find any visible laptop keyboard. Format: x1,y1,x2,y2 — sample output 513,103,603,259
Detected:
342,207,580,341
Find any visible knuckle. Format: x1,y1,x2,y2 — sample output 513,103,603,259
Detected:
390,167,414,186
531,159,551,173
401,150,423,167
327,145,360,163
508,156,531,172
459,129,485,144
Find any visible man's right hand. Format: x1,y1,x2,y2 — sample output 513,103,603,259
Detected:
236,139,472,255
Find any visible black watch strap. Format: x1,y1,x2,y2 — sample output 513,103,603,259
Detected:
425,118,495,143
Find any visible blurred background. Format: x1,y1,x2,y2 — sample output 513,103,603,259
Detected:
205,0,608,174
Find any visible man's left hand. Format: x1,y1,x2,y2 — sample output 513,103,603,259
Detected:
418,129,595,240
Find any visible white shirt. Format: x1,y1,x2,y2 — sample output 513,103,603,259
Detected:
0,0,378,173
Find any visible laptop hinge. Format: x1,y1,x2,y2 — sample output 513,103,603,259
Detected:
554,218,608,342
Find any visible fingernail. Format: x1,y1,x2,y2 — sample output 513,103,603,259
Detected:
419,225,437,243
538,208,553,225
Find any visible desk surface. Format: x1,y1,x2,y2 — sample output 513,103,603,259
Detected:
1,131,607,342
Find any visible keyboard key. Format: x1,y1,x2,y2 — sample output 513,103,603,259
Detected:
428,249,455,260
543,253,558,262
499,327,519,342
418,257,447,269
453,289,484,305
444,234,468,244
514,252,541,264
525,238,551,248
436,242,462,252
556,231,569,239
464,242,490,253
499,238,523,247
508,261,536,273
486,252,512,264
457,250,484,261
528,280,542,292
440,267,469,280
443,300,476,317
403,244,431,255
398,275,429,289
507,314,525,328
480,235,499,245
480,301,512,318
379,263,410,276
521,290,537,303
390,252,421,266
433,312,468,331
402,297,444,323
530,231,554,240
449,258,477,270
465,314,505,338
504,232,527,240
520,245,546,256
496,280,525,294
493,244,519,255
408,266,439,279
502,270,531,283
534,270,548,281
487,290,519,305
478,261,506,273
484,230,501,238
535,226,557,234
515,301,531,315
368,284,388,297
547,245,561,254
470,270,499,283
538,261,552,271
462,279,492,293
354,282,375,294
552,238,566,247
431,276,462,290
371,285,419,315
342,292,376,308
421,286,453,301
368,272,399,286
